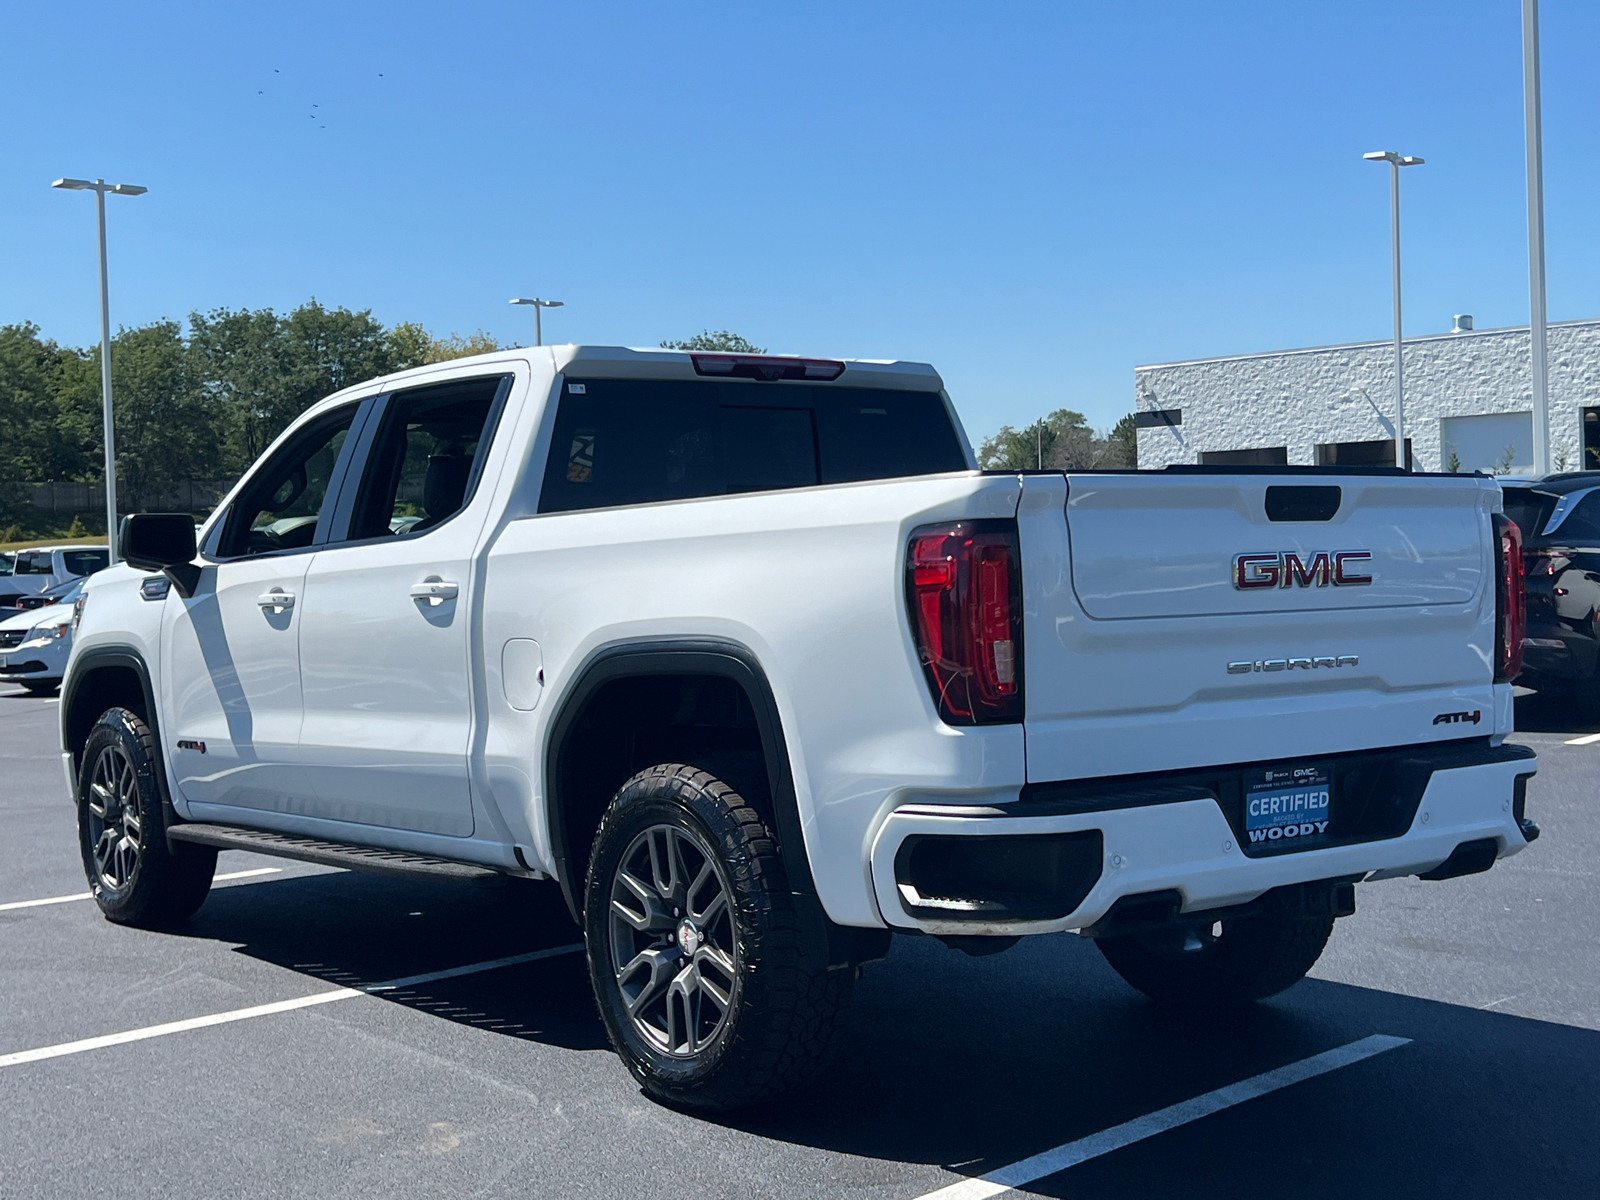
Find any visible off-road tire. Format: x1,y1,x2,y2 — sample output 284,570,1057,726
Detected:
1097,889,1334,1007
584,762,853,1111
77,707,216,926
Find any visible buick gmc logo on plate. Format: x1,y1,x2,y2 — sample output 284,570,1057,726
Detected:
1233,551,1373,589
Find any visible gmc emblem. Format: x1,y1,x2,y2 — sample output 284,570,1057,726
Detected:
1233,551,1372,590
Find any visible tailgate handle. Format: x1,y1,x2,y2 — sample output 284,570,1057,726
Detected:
1266,485,1341,522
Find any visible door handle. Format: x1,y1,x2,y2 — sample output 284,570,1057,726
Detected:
257,588,295,613
410,578,459,606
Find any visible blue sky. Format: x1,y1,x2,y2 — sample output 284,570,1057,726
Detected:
3,2,1598,441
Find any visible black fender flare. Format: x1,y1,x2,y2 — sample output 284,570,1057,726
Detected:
543,638,816,923
60,645,168,810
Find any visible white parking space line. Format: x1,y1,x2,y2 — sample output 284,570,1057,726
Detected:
0,867,282,913
912,1034,1412,1200
1562,732,1600,745
0,942,585,1070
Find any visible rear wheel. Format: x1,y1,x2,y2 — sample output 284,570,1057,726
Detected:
584,762,853,1110
1097,888,1334,1007
77,707,216,926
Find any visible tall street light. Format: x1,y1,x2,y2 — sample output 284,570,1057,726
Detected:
509,297,563,346
1363,151,1424,471
1523,0,1551,475
52,177,147,560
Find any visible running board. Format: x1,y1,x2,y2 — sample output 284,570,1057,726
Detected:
165,822,501,882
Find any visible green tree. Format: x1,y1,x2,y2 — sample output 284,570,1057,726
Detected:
0,324,61,527
660,330,766,353
107,321,223,510
1102,412,1138,468
977,408,1137,470
187,306,299,471
190,300,400,474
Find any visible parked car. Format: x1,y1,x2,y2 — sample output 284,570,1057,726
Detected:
0,577,84,695
10,575,87,613
1501,473,1600,713
0,545,109,609
62,346,1537,1110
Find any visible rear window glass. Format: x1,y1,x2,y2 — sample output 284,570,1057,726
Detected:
62,549,109,577
538,379,966,514
15,553,54,575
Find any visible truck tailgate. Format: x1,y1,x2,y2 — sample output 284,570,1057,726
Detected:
1016,472,1505,784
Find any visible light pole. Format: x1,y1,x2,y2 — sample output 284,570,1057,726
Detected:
52,177,147,560
1363,151,1424,471
509,297,564,346
1523,0,1551,475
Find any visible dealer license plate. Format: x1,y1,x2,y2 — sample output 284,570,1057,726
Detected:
1244,764,1332,849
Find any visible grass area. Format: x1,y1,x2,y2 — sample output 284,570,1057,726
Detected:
1,537,108,552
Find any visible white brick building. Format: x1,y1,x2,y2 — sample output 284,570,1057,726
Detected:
1134,318,1600,474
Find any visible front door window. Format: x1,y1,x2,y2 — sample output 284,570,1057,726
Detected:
218,406,358,558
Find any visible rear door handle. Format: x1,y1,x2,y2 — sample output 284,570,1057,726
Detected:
257,589,295,613
410,578,459,606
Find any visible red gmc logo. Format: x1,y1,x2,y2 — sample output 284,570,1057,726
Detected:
1232,551,1373,589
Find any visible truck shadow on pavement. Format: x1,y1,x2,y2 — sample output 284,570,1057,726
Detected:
173,867,1599,1197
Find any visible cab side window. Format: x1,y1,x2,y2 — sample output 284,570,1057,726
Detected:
217,404,359,558
347,376,506,541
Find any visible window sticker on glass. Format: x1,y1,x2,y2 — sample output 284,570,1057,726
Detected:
568,383,586,394
567,429,595,482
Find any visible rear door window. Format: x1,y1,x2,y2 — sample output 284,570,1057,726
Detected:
538,379,966,514
346,375,509,541
15,553,54,575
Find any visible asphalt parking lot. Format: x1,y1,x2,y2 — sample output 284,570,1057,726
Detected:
1,685,1595,1199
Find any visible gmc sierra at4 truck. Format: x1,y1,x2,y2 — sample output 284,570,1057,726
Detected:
61,345,1538,1109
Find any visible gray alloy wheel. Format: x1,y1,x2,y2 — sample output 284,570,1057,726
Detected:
607,823,739,1059
85,738,143,891
76,707,216,926
584,762,856,1110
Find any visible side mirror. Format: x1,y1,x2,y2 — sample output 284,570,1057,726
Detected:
119,514,200,597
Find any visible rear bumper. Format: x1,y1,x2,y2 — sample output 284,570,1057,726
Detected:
868,741,1538,936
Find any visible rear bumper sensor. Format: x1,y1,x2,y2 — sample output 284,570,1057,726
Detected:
893,830,1103,923
165,823,500,882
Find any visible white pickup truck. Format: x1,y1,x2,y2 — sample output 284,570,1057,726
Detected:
62,345,1538,1109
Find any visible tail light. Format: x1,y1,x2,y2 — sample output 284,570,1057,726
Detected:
1493,512,1525,683
905,521,1023,724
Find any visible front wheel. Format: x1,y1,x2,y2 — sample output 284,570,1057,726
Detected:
1097,887,1334,1007
77,707,217,926
584,763,852,1110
